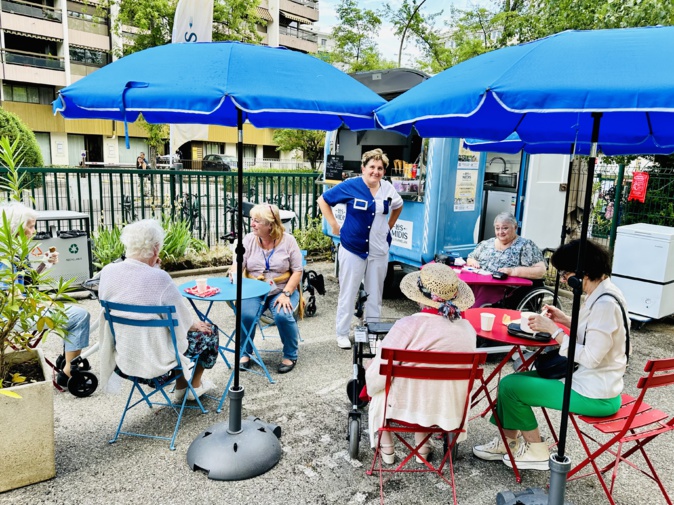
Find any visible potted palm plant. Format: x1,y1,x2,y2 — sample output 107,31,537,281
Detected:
0,137,72,492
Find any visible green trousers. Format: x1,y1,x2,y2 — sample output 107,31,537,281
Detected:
490,371,622,432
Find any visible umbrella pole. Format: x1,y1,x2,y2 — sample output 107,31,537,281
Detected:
498,114,603,505
552,149,577,306
186,110,282,480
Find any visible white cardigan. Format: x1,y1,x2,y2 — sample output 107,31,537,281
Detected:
559,277,628,399
365,313,477,448
97,259,194,391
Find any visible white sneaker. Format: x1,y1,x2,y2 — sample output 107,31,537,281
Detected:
337,336,352,349
503,440,550,471
473,436,520,461
187,379,216,400
173,387,187,403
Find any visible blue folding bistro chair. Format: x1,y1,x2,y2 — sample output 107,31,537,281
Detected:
100,300,208,450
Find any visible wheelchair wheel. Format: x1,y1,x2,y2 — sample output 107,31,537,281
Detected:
55,355,91,372
68,371,98,398
305,296,317,317
514,287,562,312
348,418,360,459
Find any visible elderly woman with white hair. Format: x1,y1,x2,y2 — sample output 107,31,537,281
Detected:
98,219,217,400
0,202,91,386
466,212,546,307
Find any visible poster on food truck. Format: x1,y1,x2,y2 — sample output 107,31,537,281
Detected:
454,169,478,212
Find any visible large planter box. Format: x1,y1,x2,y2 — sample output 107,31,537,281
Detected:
0,348,55,492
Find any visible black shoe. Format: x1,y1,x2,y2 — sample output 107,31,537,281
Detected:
277,360,296,374
239,359,251,370
56,371,70,388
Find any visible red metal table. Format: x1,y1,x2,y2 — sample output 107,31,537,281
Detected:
464,307,564,483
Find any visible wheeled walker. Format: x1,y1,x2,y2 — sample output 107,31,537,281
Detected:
345,284,396,459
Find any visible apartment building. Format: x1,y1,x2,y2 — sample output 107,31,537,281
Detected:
0,0,319,167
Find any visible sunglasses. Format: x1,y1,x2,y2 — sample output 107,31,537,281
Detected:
268,204,280,226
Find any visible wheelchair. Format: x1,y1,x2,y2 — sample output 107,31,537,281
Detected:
487,280,563,312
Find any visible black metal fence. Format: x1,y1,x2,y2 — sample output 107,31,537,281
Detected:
10,168,323,246
565,160,674,252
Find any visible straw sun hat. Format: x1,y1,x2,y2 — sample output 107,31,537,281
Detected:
400,263,475,312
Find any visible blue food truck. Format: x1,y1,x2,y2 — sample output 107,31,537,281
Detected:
321,68,569,285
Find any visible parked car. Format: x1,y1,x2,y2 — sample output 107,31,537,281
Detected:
203,154,236,171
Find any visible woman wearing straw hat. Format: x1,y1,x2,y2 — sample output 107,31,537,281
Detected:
365,263,477,464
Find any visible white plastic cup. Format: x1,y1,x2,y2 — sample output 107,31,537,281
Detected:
195,278,207,294
230,271,238,284
480,312,496,332
519,311,537,333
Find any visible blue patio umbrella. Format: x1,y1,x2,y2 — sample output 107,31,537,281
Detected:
464,134,674,156
376,26,674,505
54,41,386,481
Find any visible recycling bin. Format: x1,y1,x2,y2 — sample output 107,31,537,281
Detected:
29,210,93,287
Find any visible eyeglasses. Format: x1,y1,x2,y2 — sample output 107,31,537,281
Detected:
559,270,572,280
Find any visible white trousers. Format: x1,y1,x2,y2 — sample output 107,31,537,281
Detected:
336,246,389,338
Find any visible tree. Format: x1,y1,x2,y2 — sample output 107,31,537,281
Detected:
137,116,169,166
272,130,325,171
381,0,446,69
0,110,42,168
330,0,396,72
107,0,263,56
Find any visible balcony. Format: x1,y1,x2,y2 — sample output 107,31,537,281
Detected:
279,25,318,43
1,48,65,70
287,0,318,9
1,0,62,22
279,26,317,53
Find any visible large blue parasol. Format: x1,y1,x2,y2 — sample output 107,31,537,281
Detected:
464,134,674,156
54,41,386,481
377,26,674,505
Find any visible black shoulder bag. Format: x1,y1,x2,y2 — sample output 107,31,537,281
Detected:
534,293,630,380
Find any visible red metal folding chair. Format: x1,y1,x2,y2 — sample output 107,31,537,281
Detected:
366,348,486,505
566,357,674,505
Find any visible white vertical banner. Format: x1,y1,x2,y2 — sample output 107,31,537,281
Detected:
170,0,213,154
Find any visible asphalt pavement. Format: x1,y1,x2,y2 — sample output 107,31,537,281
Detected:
3,261,674,505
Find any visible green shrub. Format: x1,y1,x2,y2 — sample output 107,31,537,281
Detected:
0,109,44,189
92,225,124,270
293,217,332,259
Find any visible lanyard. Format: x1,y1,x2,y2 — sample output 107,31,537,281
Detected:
260,238,276,272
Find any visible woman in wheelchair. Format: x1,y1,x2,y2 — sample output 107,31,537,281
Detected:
98,219,217,400
472,240,628,471
467,212,547,307
234,204,303,374
365,263,476,464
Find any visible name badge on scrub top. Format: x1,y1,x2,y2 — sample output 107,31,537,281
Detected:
353,198,368,211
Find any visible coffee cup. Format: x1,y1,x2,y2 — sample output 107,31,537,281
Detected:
519,311,537,333
480,312,496,332
195,278,207,294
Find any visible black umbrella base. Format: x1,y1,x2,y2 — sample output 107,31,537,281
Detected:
187,418,282,481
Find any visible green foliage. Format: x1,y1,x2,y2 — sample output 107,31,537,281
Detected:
160,214,208,265
331,0,397,72
0,109,44,190
272,130,326,170
0,110,43,168
381,0,446,69
91,225,124,270
0,141,72,389
0,138,33,202
293,217,332,259
107,0,263,56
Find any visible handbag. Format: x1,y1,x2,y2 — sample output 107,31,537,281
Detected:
534,292,630,380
